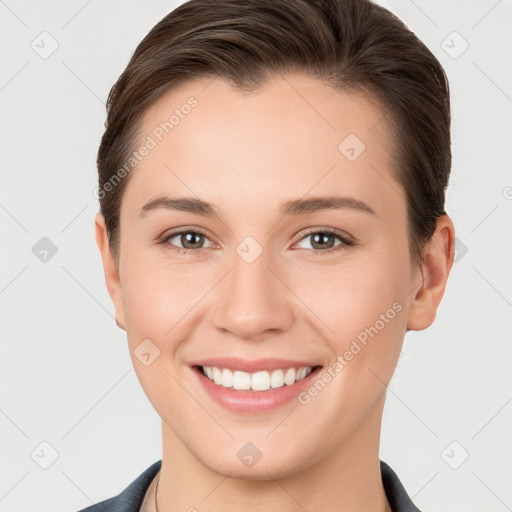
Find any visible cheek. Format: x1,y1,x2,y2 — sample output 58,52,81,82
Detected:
119,251,218,354
118,256,199,415
296,265,408,422
292,247,410,389
295,253,408,338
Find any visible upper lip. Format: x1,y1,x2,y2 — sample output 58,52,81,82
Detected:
191,357,322,373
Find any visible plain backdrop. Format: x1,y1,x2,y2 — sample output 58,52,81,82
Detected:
1,1,511,511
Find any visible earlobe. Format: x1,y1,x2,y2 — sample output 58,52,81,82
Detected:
95,212,126,331
406,215,455,331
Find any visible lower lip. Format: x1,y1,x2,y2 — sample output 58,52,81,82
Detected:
191,366,322,414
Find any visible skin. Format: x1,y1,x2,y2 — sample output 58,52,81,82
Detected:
96,73,455,512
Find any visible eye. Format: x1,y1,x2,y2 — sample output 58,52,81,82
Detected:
293,228,354,254
159,227,355,256
160,229,215,254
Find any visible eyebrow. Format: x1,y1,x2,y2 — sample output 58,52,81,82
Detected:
138,194,376,219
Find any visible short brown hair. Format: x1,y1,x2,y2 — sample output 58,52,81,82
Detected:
97,0,451,267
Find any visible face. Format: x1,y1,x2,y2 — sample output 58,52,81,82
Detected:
96,73,453,479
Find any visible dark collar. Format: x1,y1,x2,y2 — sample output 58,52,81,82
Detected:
380,460,422,512
75,459,421,512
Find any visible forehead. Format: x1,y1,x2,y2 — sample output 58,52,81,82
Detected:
123,73,404,220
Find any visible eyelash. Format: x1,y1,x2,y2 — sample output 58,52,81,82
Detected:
158,227,355,256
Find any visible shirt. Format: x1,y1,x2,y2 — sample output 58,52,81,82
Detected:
74,459,422,512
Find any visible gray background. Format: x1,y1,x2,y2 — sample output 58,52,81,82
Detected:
1,1,511,511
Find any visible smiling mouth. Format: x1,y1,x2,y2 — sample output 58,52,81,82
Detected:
194,364,323,392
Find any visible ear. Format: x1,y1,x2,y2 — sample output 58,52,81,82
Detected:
407,215,455,331
95,212,126,330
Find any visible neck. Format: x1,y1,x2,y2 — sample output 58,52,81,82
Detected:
155,396,390,512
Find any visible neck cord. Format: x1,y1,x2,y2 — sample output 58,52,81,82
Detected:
155,473,160,512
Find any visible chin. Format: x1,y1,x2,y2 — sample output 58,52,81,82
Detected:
194,442,311,481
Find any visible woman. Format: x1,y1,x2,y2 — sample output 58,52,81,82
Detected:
81,0,455,510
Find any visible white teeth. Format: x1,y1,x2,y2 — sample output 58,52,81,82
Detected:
221,368,233,388
251,371,270,391
270,369,284,388
233,370,251,390
284,368,296,386
212,367,222,385
296,367,312,381
201,366,314,391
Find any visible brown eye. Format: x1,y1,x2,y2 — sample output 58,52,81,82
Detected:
162,229,215,253
178,231,205,249
309,232,337,250
295,229,354,253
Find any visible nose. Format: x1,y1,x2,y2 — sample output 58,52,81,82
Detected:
211,244,294,341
